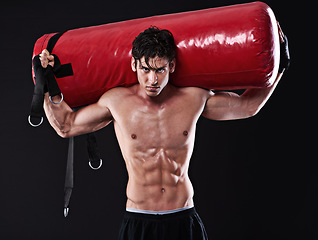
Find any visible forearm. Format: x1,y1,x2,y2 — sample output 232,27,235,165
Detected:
241,22,289,116
203,23,289,121
39,50,113,137
242,72,283,116
43,93,74,137
44,92,113,138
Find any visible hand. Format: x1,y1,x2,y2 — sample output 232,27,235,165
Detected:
277,22,285,43
277,22,290,73
39,49,54,68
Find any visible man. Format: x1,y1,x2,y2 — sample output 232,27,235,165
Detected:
40,25,289,239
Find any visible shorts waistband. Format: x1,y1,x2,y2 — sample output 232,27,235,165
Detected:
126,206,194,215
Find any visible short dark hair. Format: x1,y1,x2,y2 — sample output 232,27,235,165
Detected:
132,26,176,68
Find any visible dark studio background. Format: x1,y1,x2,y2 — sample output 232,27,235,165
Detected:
0,0,315,239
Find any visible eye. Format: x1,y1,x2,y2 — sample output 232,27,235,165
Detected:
156,68,166,73
142,67,150,73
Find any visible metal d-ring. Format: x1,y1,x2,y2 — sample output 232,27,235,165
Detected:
89,159,103,170
49,93,64,104
28,115,43,127
64,207,69,217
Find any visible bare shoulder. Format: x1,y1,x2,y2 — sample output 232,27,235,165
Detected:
177,86,212,102
98,85,137,106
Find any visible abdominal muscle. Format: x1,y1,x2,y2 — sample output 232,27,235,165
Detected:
110,85,206,211
125,147,194,211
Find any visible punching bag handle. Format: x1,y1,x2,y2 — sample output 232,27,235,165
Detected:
28,31,73,127
46,31,66,53
29,31,100,217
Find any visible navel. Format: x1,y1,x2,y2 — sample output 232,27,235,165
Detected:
161,188,165,193
131,134,137,139
183,131,188,136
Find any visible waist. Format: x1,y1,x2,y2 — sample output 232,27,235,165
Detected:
123,206,197,221
126,205,194,215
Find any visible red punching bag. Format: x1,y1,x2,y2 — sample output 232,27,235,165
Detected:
32,1,279,108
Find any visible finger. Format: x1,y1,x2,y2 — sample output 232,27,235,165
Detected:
42,61,48,68
39,54,47,61
41,62,48,68
276,21,284,43
39,54,46,60
41,49,50,56
47,55,54,61
40,57,49,68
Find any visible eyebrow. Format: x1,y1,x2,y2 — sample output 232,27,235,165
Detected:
139,64,167,71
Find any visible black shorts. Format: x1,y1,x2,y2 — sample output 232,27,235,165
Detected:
118,207,208,240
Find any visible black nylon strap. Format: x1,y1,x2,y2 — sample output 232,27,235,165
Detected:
30,56,46,119
30,31,102,217
46,65,62,97
29,56,62,124
63,132,103,217
47,31,74,78
48,31,74,79
47,31,66,53
52,56,73,78
64,136,74,217
29,31,73,127
87,133,102,167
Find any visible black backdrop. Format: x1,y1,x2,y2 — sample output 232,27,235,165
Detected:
0,0,315,239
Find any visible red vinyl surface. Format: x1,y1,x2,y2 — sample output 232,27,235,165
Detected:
32,1,279,108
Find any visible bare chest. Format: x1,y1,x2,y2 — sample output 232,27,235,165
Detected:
112,95,203,151
120,105,195,149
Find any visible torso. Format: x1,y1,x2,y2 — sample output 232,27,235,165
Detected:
106,84,210,211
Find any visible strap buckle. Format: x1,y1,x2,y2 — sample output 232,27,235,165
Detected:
49,93,64,104
89,159,103,170
28,115,43,127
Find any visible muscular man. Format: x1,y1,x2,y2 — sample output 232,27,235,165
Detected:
40,25,289,239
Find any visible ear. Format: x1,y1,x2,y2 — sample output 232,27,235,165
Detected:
169,59,176,73
131,57,137,72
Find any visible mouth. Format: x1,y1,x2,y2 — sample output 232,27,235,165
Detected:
146,86,160,92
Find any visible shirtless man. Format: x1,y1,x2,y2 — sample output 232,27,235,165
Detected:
40,26,289,239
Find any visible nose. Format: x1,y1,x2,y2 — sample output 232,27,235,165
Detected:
149,71,158,86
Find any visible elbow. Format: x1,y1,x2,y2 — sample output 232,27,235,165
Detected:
57,131,69,139
55,128,71,138
51,114,74,138
53,123,73,138
246,105,262,118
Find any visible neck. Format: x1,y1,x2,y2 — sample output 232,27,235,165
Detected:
138,83,174,105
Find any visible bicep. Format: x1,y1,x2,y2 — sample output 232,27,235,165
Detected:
202,91,250,120
71,98,113,135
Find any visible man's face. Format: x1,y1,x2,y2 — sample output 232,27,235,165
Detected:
131,56,175,97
